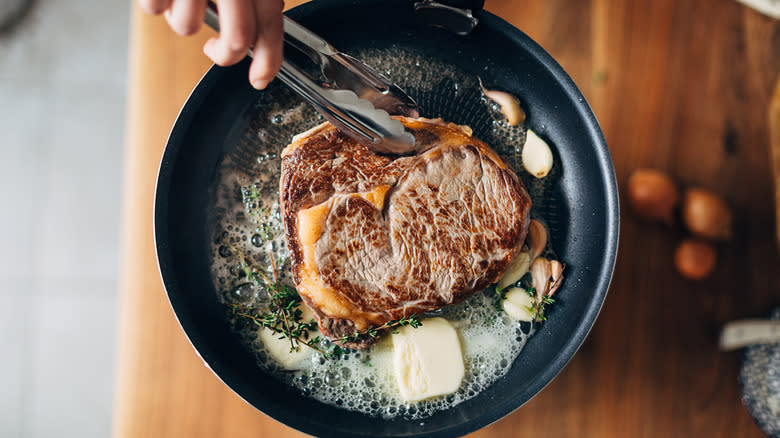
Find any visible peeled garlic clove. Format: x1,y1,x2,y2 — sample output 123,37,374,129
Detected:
530,257,551,299
522,129,554,178
497,251,532,291
548,260,564,297
502,287,536,321
527,220,547,259
483,89,526,126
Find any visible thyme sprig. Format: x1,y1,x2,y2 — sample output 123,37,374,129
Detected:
531,266,565,321
338,315,423,345
230,302,326,354
223,241,323,355
494,266,567,322
223,241,421,360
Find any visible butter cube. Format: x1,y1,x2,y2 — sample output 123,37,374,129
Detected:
258,304,316,370
391,317,464,402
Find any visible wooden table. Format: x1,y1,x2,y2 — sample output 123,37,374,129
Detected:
112,1,780,436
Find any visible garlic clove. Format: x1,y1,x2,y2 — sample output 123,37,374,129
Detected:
522,129,554,178
527,220,547,259
501,287,536,321
548,260,564,297
482,88,526,126
497,251,532,291
530,257,551,300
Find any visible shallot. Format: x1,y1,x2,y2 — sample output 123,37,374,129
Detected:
627,169,679,225
682,188,733,241
674,239,717,280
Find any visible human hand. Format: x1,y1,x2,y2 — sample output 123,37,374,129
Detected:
139,0,283,89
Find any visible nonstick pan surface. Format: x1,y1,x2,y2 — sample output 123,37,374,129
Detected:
154,1,619,436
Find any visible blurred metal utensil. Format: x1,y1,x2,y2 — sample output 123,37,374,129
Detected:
719,319,780,351
205,2,418,155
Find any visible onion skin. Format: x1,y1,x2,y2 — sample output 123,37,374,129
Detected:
682,188,732,241
674,239,717,280
627,169,679,225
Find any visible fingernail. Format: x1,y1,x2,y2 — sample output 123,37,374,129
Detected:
252,79,269,90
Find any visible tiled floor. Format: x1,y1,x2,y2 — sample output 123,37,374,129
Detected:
0,1,128,437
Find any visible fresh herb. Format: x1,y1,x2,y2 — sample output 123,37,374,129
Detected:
256,222,277,241
528,296,555,321
224,242,421,359
493,285,508,312
494,265,565,322
529,266,565,321
240,183,274,226
230,303,326,354
223,242,324,355
339,315,423,344
242,183,263,201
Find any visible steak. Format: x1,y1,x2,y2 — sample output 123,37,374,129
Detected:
280,117,531,349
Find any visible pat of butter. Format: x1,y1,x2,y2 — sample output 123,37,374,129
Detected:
391,317,464,402
258,304,316,370
501,287,536,321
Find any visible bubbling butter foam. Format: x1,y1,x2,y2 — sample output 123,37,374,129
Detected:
208,47,562,420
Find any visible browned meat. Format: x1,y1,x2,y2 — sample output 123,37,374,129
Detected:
280,117,531,349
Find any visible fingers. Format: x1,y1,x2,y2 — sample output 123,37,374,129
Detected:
249,0,284,89
140,0,283,88
203,0,257,66
138,0,173,15
164,0,206,36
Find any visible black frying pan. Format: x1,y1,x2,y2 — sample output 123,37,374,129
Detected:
154,1,619,436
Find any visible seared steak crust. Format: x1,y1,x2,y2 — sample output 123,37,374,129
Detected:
280,117,531,348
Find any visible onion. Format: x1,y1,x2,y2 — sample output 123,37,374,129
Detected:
682,188,733,241
674,239,717,280
627,169,679,225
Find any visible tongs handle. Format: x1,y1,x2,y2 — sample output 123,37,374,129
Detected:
282,19,388,92
203,2,415,154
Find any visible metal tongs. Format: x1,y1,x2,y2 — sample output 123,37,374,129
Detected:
204,2,419,154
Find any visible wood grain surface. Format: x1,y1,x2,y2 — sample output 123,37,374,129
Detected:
771,76,780,249
112,1,780,437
